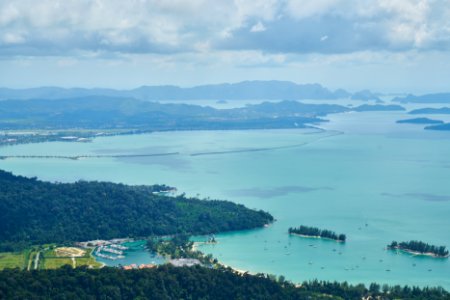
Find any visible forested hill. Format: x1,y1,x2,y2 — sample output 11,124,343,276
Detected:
0,170,273,251
0,265,448,300
0,97,405,131
0,97,344,130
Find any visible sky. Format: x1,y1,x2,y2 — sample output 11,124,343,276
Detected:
1,0,450,93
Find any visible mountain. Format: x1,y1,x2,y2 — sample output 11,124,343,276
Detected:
232,100,348,116
409,107,450,115
130,81,349,101
0,81,350,101
352,104,405,112
393,93,450,104
396,118,444,124
350,90,382,102
425,123,450,131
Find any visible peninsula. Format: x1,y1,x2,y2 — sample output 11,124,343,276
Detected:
0,170,273,252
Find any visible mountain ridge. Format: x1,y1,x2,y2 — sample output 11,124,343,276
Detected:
0,81,355,101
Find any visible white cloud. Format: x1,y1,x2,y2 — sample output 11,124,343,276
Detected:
250,22,266,32
285,0,340,19
0,3,20,25
0,0,449,57
2,32,25,44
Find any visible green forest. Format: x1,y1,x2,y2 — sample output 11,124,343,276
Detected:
0,265,448,300
288,226,346,242
388,241,449,257
0,170,273,251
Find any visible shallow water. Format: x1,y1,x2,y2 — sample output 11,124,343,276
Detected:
1,110,449,288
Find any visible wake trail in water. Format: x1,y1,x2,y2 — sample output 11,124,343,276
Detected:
0,152,180,160
0,130,343,160
189,130,343,157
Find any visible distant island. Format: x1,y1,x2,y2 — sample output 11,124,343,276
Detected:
350,90,382,102
0,98,337,131
352,104,405,112
288,226,346,242
0,81,351,101
393,93,450,104
409,107,450,115
0,96,412,148
425,123,450,131
396,117,444,124
387,241,449,258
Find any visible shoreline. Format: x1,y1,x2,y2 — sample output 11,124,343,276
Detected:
191,241,217,252
190,241,250,275
289,233,345,243
388,247,449,258
218,262,251,275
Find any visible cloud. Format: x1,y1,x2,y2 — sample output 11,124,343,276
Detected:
2,32,25,44
0,0,449,58
285,0,341,20
219,0,450,54
250,22,266,33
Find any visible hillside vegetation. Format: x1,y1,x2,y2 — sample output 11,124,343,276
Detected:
0,170,273,251
0,266,448,300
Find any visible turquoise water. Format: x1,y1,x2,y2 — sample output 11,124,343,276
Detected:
0,110,449,288
93,240,165,267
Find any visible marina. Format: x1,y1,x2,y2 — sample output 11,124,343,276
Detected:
92,240,166,267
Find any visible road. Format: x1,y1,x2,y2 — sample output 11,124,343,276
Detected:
33,252,40,270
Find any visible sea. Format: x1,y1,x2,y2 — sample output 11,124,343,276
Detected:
1,100,450,288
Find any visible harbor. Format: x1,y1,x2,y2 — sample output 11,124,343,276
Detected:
92,240,166,267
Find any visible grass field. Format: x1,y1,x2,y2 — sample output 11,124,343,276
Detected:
0,252,27,270
42,248,102,269
42,257,73,269
76,255,103,268
0,246,102,270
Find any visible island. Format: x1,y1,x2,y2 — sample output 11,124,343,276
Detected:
425,123,450,131
288,226,346,242
392,93,450,104
409,107,450,114
396,117,444,125
352,104,405,112
350,89,382,102
0,98,351,147
387,241,449,258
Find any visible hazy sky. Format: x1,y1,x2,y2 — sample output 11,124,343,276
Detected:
1,0,450,93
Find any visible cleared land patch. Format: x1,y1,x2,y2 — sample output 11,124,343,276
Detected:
42,248,101,269
55,247,86,257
